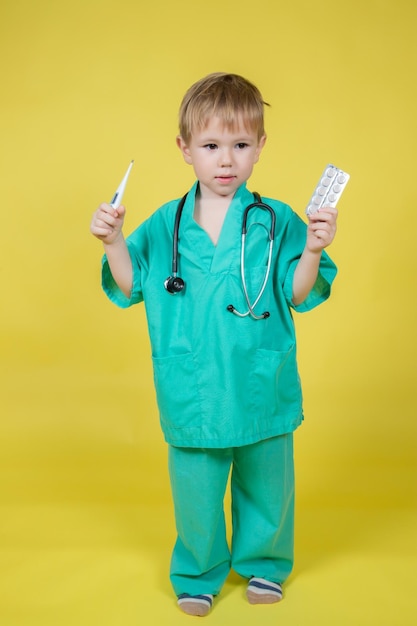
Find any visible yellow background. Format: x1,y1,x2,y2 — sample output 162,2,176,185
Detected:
1,0,416,624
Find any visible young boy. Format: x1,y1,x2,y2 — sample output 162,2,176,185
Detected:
90,72,338,617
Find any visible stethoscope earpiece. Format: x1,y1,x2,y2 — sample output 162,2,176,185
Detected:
227,305,270,319
164,276,185,294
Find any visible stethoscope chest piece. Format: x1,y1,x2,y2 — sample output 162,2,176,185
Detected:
164,275,185,294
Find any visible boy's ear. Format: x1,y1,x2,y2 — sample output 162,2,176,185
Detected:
176,135,193,164
254,134,267,163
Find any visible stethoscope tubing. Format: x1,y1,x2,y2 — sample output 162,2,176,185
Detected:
241,197,276,239
235,230,274,319
232,198,275,319
171,193,187,276
165,192,276,319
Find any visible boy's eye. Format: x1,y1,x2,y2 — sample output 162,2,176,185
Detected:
236,143,248,149
204,144,218,150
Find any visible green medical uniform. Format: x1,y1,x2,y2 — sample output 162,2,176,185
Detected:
102,181,337,594
168,434,295,596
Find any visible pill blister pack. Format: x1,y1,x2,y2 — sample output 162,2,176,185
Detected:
305,164,350,216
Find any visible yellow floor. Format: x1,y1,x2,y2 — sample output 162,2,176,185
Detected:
1,485,415,625
1,365,416,626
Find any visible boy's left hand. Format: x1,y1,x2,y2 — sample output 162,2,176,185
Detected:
306,207,338,253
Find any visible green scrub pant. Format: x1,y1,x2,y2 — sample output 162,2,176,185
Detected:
168,433,294,596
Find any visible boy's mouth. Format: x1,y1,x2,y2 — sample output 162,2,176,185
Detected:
216,175,236,184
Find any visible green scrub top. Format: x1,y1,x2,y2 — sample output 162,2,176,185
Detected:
102,182,337,448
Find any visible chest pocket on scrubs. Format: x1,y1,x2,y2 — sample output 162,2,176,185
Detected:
243,266,271,304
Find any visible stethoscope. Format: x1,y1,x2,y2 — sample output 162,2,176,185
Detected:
164,192,276,320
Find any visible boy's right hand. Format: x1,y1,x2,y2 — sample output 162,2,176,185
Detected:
90,203,126,245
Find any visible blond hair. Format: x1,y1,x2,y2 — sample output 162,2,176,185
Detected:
178,72,269,143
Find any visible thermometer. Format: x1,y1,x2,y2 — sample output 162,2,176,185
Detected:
110,160,134,208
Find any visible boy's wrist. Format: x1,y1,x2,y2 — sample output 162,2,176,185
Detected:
303,246,322,259
103,232,125,249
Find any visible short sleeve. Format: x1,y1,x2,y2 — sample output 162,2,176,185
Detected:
279,210,338,313
283,251,337,313
101,239,144,308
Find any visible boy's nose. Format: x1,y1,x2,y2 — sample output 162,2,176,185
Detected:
218,149,232,166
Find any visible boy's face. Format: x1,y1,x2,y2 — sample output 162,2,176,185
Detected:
177,116,266,201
